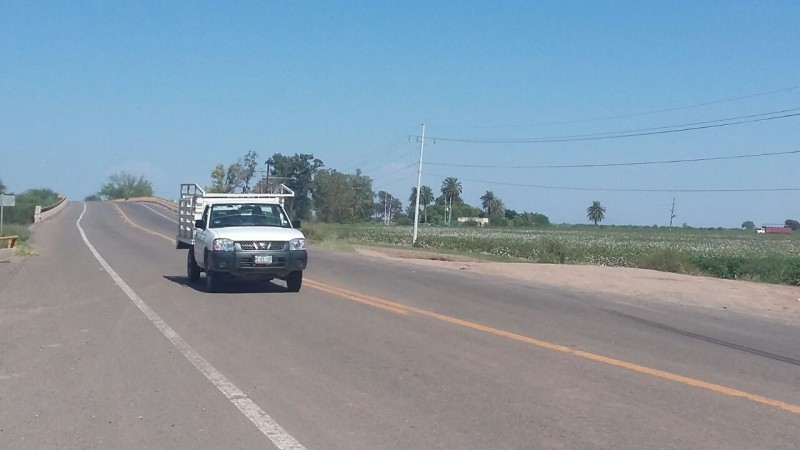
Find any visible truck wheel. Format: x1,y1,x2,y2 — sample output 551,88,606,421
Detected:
286,271,303,292
187,249,201,283
205,270,219,293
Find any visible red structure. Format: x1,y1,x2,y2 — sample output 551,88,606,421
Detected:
759,225,793,234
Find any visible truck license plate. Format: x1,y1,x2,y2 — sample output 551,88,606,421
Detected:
255,255,273,265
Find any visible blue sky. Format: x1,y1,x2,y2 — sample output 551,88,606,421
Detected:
1,1,798,227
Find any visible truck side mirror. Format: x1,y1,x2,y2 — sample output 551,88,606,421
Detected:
291,219,302,229
195,219,206,229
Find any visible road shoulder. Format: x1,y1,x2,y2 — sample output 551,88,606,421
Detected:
353,245,800,324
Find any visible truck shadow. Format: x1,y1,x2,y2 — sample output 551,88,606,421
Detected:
162,275,291,294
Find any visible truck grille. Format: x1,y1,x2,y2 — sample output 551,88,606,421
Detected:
237,241,288,251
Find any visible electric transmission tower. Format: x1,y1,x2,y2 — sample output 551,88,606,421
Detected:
669,197,677,230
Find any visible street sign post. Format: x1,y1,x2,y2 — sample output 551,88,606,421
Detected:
0,194,16,237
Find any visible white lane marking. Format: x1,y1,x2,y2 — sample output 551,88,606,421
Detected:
138,202,179,223
77,203,306,450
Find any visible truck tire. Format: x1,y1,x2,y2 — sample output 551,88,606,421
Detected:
286,270,303,292
187,249,201,283
205,270,219,293
204,251,220,293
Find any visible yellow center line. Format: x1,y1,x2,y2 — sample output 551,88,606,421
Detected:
114,203,174,243
305,279,409,315
302,280,800,416
114,202,800,415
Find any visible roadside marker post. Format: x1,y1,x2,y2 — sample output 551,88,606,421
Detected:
0,194,16,237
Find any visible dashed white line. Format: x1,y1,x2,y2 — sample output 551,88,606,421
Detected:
77,203,306,449
137,202,179,223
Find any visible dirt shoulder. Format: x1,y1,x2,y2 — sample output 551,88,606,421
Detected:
354,246,800,324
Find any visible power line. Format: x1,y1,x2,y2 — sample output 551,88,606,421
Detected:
428,108,800,144
375,175,418,194
425,172,800,193
429,85,800,129
375,148,419,168
370,162,417,182
426,149,800,169
338,137,411,169
356,140,413,170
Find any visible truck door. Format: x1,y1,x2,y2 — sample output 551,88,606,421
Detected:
194,205,211,267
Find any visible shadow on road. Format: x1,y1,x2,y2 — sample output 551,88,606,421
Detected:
162,275,291,294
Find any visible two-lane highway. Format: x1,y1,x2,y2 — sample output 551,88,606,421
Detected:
1,201,799,449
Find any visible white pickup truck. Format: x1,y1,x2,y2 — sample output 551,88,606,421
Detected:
176,183,308,293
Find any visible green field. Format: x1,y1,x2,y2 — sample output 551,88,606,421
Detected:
304,223,800,286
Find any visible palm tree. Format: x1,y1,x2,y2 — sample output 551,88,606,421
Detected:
586,201,606,226
441,177,462,226
410,185,435,223
480,191,503,218
420,185,434,223
409,186,418,215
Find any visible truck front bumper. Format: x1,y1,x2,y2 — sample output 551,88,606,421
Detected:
206,250,308,279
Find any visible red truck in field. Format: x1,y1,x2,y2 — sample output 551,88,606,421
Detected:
757,225,793,234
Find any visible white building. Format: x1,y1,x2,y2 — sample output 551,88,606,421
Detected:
457,217,489,226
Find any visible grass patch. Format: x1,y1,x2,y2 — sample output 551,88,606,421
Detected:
637,248,697,274
311,238,356,252
689,255,800,285
14,242,35,257
1,223,31,241
301,222,355,251
539,237,572,264
301,222,335,242
300,222,800,285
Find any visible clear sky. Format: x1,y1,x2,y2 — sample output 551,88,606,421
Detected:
2,1,798,227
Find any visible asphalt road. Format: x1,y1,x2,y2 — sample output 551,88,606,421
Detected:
1,201,799,449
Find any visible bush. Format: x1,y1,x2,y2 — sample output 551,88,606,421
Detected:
3,188,59,225
686,255,800,284
779,259,800,285
638,249,696,274
690,256,746,280
302,222,338,242
0,223,31,241
539,237,571,264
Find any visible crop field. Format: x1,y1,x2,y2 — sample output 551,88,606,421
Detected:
306,224,800,285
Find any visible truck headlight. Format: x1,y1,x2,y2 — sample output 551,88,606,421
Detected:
212,238,235,252
289,238,306,251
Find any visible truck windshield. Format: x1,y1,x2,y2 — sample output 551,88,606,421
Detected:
208,203,291,228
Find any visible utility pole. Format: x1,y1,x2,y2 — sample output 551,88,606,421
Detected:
385,192,389,224
0,194,15,238
265,157,274,192
669,197,677,230
412,123,426,244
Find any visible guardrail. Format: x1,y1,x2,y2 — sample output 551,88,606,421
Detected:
41,195,66,212
0,235,18,249
112,196,179,212
35,195,68,223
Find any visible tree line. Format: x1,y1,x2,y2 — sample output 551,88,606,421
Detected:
84,152,614,226
201,151,556,227
81,151,608,227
